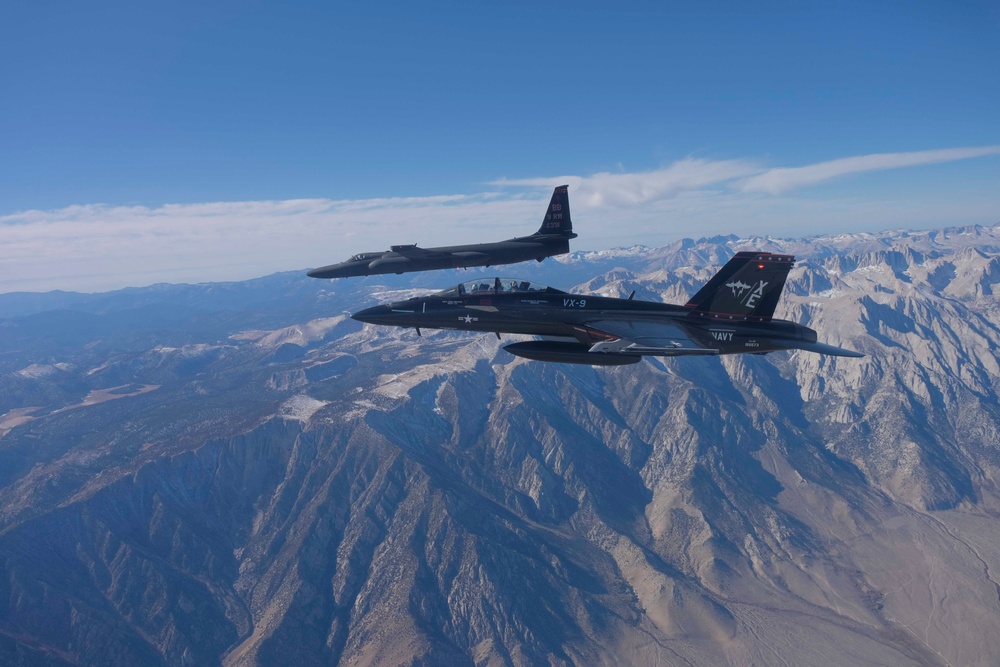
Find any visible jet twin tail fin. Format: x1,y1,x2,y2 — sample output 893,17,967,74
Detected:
686,251,795,322
535,185,577,238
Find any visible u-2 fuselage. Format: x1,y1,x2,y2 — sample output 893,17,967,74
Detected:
308,184,577,279
311,236,571,279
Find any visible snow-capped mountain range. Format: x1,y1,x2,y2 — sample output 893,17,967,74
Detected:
1,223,999,666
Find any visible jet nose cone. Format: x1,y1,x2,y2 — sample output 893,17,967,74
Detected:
307,265,337,278
351,304,393,325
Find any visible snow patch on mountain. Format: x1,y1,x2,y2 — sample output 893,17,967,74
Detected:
152,343,227,356
254,316,346,349
15,364,64,379
373,337,499,400
558,246,653,263
279,394,328,422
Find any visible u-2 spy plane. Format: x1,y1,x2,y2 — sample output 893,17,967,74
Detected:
307,185,577,279
351,251,863,365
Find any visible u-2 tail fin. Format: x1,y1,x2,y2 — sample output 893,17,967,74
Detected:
535,185,577,238
686,251,795,322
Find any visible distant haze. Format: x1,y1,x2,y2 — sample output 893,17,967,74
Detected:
3,148,999,294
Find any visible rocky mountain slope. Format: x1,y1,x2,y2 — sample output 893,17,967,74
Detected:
1,224,999,666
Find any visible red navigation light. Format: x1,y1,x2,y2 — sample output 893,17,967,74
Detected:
757,263,765,269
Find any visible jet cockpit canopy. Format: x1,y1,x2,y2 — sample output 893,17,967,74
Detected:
434,277,567,298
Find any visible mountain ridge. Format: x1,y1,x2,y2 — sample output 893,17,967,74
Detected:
1,223,999,665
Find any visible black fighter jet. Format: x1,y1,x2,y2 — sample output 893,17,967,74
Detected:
351,251,863,365
307,185,577,279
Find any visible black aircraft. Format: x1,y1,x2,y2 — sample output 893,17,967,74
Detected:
351,251,864,365
307,185,577,279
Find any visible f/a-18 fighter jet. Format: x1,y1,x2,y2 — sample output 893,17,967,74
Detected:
351,251,864,365
307,185,577,279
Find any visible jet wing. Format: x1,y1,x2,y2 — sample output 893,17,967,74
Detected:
582,319,719,356
388,245,491,264
774,340,865,358
449,251,490,261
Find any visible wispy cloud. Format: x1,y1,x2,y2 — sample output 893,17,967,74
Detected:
493,158,761,207
2,146,998,293
0,195,542,293
739,146,1000,194
497,146,1000,203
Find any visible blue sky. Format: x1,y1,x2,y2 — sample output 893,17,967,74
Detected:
2,1,999,292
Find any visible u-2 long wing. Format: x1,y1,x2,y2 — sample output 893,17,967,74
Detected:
389,245,490,263
389,244,446,258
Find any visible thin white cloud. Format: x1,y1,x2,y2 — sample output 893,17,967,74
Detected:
0,194,544,293
740,146,1000,194
2,146,998,293
493,158,761,207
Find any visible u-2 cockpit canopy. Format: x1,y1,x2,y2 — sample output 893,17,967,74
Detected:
350,252,385,262
434,277,566,298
